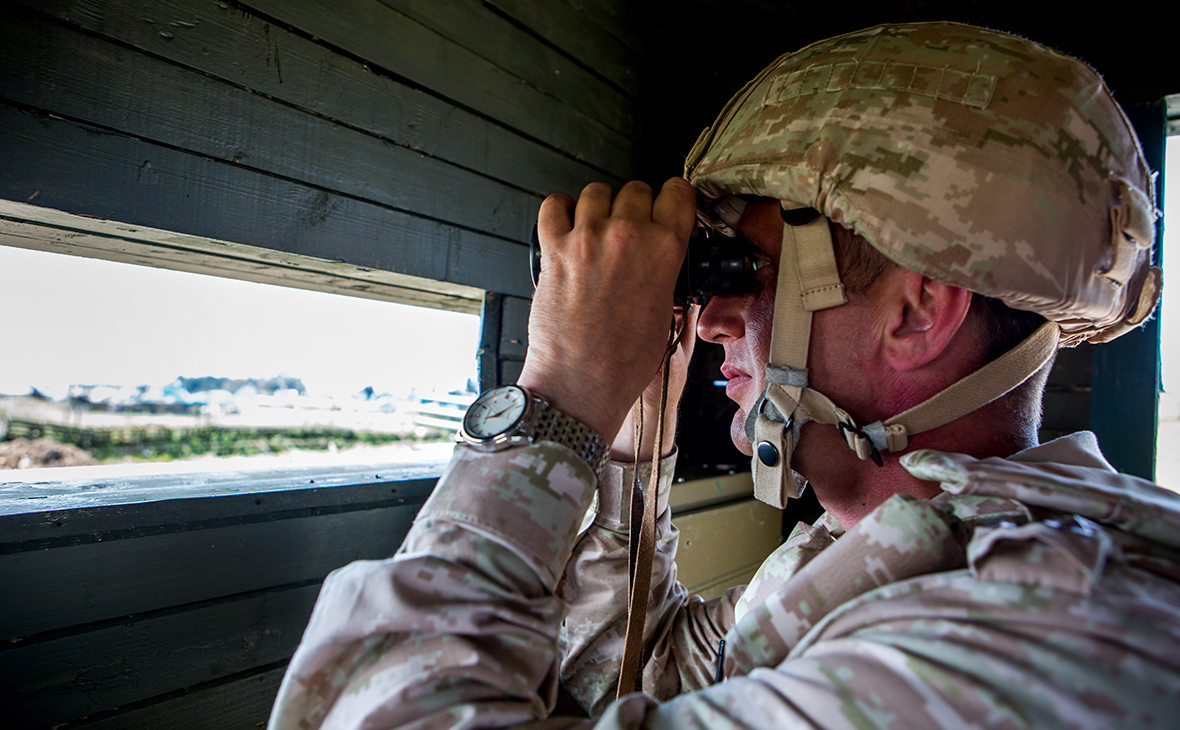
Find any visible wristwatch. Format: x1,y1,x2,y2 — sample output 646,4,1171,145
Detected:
460,385,610,478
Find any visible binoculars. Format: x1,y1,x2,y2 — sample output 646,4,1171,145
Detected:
530,223,759,307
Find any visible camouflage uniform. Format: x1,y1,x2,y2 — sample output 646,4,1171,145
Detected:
268,22,1180,729
269,432,1180,729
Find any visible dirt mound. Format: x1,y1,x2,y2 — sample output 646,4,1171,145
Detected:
0,438,99,469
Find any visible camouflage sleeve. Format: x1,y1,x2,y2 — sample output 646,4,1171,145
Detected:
268,442,603,730
267,443,741,730
559,455,742,716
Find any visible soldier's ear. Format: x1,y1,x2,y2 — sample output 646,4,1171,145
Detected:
881,271,972,372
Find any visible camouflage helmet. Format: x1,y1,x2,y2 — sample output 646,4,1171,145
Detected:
686,21,1160,346
683,22,1162,508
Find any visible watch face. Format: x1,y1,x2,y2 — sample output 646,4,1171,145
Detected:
463,386,528,440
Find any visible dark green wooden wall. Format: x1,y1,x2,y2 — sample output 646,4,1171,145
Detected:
0,471,437,729
0,1,645,727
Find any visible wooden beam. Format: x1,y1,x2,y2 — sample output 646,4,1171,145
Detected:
0,458,439,525
560,0,646,57
1,8,541,245
13,0,621,193
66,665,287,730
0,202,486,314
238,0,640,177
477,292,504,390
4,584,318,728
499,295,531,361
0,501,421,637
0,105,535,298
374,0,640,131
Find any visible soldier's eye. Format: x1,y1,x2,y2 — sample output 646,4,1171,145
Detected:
751,253,776,276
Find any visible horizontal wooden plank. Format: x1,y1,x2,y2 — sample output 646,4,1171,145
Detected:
673,498,781,593
67,664,286,730
484,0,642,97
0,464,437,543
242,0,640,176
3,584,318,728
0,213,483,314
15,0,619,193
378,0,639,133
1,8,540,244
0,104,536,298
0,502,419,638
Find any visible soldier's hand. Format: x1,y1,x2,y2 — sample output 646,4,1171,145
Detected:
517,178,695,444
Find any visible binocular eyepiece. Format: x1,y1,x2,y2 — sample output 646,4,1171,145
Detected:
530,223,759,307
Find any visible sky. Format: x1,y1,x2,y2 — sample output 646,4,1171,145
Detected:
0,246,482,400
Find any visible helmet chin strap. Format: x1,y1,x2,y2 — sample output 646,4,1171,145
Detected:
748,208,1061,509
747,209,844,508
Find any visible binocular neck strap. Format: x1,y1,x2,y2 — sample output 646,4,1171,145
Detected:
617,317,681,699
867,320,1060,452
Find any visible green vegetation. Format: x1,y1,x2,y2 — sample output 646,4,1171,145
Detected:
1,415,447,463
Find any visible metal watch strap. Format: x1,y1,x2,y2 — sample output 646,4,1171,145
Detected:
527,395,610,479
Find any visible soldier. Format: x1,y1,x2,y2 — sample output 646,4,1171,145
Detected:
270,22,1180,729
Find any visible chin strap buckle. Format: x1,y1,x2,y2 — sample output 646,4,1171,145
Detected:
749,381,809,508
752,411,804,509
838,421,885,467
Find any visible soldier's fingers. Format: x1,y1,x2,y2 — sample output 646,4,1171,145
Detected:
651,177,697,244
573,182,614,227
611,180,655,220
537,194,576,244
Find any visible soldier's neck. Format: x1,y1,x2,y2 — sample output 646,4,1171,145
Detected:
798,409,1037,530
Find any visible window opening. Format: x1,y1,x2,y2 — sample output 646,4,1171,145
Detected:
0,246,479,479
1157,132,1180,490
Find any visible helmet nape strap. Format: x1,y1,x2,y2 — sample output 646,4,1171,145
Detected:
871,319,1060,452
